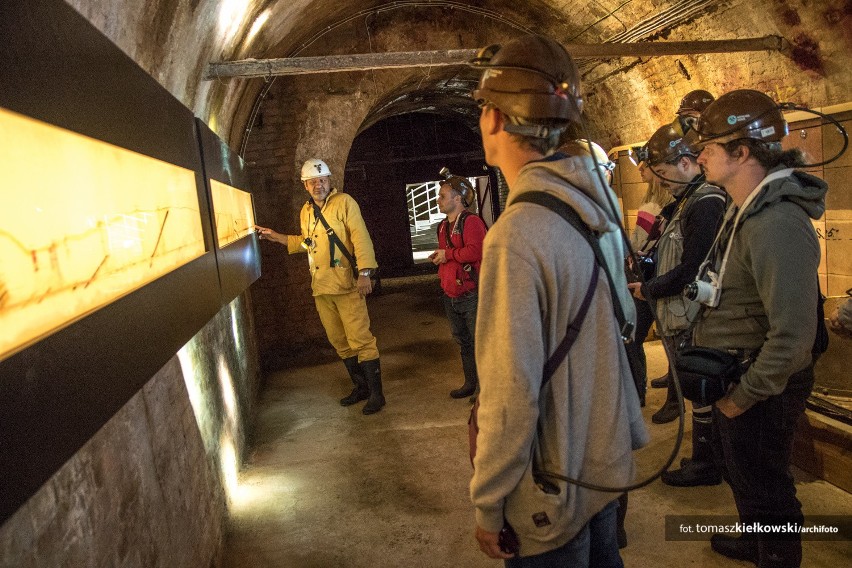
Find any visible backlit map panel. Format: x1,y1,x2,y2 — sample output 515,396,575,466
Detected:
210,179,255,248
0,107,205,362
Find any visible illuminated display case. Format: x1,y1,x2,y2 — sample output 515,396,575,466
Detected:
211,179,256,248
0,0,260,523
0,108,206,363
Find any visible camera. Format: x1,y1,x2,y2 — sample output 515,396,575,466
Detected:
626,254,655,283
684,270,720,307
300,237,314,251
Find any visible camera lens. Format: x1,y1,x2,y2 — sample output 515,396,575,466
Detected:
684,282,699,301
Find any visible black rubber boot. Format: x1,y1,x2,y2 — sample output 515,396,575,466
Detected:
661,459,722,486
651,375,681,424
360,358,385,415
711,533,758,564
616,493,628,549
759,537,802,567
650,373,669,388
340,357,369,406
450,382,476,399
662,410,722,486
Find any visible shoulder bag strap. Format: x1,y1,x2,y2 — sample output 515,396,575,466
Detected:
312,202,358,279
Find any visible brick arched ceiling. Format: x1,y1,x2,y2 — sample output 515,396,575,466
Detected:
220,0,718,150
66,0,851,149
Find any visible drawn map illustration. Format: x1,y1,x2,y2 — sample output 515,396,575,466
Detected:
210,179,255,248
0,107,205,362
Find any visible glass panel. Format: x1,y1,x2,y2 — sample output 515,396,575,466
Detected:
210,179,255,248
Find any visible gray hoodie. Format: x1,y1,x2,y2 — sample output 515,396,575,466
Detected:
471,153,649,556
695,168,827,410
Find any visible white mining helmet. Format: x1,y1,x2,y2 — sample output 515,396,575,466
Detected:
301,158,331,181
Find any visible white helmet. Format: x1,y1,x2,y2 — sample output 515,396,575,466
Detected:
562,139,615,171
300,158,331,181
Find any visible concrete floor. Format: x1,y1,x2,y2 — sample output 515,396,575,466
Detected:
224,276,852,567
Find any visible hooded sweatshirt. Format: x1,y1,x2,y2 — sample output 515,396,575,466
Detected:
471,153,649,557
694,168,827,410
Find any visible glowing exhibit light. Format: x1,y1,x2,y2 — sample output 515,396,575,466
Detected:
180,340,243,506
177,343,209,433
210,179,255,248
218,353,239,431
230,299,243,354
0,107,205,362
220,434,240,503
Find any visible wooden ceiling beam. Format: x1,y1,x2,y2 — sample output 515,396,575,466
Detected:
205,36,785,80
204,36,786,80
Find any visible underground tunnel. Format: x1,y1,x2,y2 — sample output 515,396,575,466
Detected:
1,0,851,566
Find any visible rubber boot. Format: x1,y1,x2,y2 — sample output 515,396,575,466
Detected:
650,373,669,389
450,381,476,399
651,370,681,424
662,409,722,486
616,493,628,549
711,533,758,564
360,358,385,415
451,343,478,399
759,538,802,568
340,357,369,406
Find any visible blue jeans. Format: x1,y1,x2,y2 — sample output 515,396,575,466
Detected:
505,500,624,568
442,292,479,388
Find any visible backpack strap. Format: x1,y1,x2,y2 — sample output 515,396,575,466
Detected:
311,202,358,279
440,211,483,286
513,191,634,341
440,210,472,250
542,265,599,384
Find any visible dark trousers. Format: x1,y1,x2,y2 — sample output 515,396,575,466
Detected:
712,365,814,567
442,292,479,387
624,298,654,401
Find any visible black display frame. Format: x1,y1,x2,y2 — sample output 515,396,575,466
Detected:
196,119,263,305
0,0,258,523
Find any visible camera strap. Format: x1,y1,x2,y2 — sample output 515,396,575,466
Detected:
311,202,359,279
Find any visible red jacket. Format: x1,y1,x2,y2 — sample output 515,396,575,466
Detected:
437,212,487,298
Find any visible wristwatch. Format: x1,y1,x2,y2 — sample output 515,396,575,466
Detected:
358,269,373,278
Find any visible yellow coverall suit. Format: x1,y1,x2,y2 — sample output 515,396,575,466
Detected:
287,190,379,362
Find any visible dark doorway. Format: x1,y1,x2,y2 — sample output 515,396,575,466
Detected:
344,112,489,277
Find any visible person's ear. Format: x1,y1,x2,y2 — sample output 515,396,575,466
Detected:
483,106,503,136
